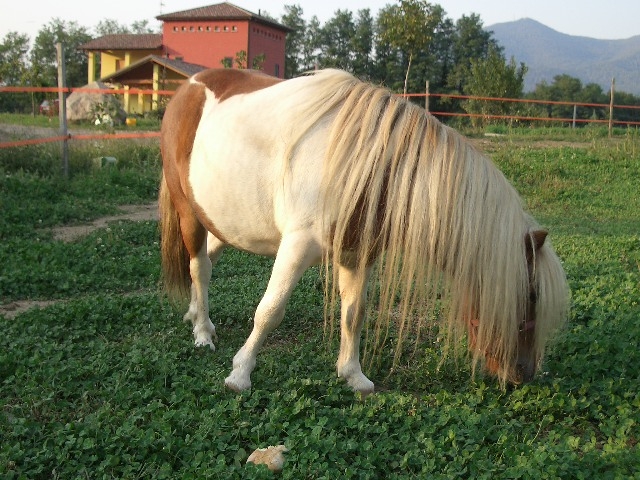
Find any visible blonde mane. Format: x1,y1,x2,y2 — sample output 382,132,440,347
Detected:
297,70,569,384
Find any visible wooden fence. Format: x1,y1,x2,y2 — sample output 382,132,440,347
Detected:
3,80,640,153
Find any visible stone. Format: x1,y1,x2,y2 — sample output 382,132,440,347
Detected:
66,82,127,125
246,445,288,473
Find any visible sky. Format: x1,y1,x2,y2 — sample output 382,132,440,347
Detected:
2,0,640,42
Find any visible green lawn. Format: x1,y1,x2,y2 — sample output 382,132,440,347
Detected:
0,131,638,478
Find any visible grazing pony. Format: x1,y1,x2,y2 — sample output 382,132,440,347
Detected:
159,68,569,394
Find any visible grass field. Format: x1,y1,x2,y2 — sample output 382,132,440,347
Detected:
0,128,638,479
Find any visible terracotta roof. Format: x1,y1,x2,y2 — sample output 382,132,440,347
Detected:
100,55,207,83
79,34,163,51
156,2,292,32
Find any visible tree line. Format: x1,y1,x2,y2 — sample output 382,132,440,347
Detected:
1,0,639,125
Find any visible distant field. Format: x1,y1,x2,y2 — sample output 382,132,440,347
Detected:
1,130,638,478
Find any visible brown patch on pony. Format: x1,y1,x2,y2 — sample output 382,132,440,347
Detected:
332,175,390,268
160,69,285,300
194,68,282,102
526,229,548,263
466,229,549,382
161,80,209,257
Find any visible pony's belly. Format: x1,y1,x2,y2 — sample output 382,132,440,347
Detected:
189,180,283,256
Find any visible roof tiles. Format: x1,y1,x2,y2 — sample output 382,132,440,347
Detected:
79,34,163,51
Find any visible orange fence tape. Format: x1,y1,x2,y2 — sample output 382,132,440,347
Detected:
0,86,175,96
431,111,640,126
2,85,639,151
0,131,160,150
0,135,70,149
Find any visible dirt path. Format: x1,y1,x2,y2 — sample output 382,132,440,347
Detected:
51,203,158,242
0,122,96,143
1,202,159,320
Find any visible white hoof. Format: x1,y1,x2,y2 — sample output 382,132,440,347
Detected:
192,319,217,350
224,369,252,392
194,337,215,351
346,374,375,396
338,363,375,395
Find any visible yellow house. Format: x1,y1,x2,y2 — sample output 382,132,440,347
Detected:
100,56,206,114
78,34,164,84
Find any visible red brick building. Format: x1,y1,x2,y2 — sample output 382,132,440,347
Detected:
158,2,290,78
79,2,291,113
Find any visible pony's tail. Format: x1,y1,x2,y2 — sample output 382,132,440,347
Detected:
159,173,191,303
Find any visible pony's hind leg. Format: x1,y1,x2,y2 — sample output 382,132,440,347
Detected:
184,233,225,349
336,264,375,395
224,233,321,392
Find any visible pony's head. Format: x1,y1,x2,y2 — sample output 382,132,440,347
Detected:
467,229,567,384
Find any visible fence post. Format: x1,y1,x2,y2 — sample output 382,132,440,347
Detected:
572,105,577,129
608,77,615,138
425,81,430,112
56,42,69,178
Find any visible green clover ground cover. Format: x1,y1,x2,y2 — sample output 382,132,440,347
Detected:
1,134,638,478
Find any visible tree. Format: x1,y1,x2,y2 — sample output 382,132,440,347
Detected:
318,10,356,70
529,74,583,119
406,9,452,103
130,20,157,34
462,46,527,126
281,5,306,78
30,18,92,88
351,9,375,80
0,32,30,86
0,32,31,112
94,18,157,36
378,0,444,94
447,14,501,93
299,16,323,72
94,19,130,36
234,50,248,69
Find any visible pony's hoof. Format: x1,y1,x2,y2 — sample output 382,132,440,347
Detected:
194,338,215,351
224,371,251,392
354,381,375,398
345,374,375,397
193,321,216,349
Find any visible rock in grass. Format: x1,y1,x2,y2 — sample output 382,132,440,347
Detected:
246,445,288,472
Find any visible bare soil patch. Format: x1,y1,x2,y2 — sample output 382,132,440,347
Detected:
1,203,158,319
51,202,158,242
0,123,95,143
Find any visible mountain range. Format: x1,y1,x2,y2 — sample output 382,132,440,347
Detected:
487,18,640,95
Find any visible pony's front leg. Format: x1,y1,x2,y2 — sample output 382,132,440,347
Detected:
224,234,320,392
336,264,375,395
184,234,225,349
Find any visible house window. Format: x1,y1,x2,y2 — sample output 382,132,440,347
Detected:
232,26,237,32
190,26,195,31
224,26,229,32
275,64,280,77
214,26,220,32
206,26,211,31
173,26,178,32
182,26,187,31
198,26,203,31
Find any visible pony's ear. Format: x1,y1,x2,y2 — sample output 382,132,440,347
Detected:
525,229,548,259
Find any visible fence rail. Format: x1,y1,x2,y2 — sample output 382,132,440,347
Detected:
2,83,640,152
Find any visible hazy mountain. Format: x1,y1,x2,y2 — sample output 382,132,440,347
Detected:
488,18,640,95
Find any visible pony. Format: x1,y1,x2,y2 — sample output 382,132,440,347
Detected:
159,68,569,395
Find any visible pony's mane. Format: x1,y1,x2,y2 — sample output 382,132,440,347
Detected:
292,70,568,384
